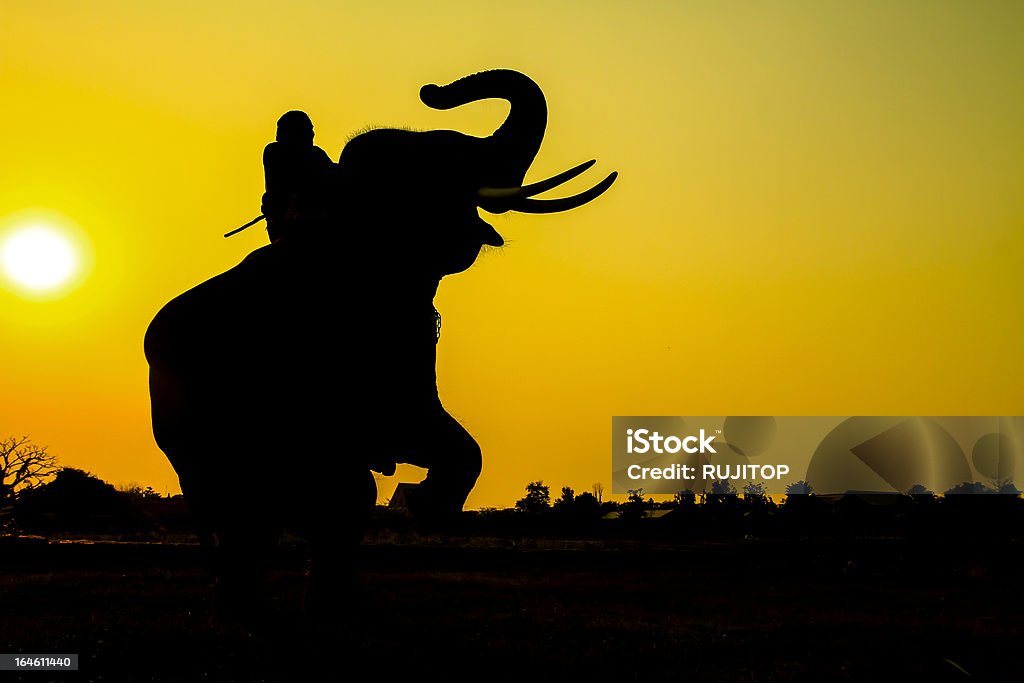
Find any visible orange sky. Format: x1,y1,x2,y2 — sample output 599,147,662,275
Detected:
1,1,1022,507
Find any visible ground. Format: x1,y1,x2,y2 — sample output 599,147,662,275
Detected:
1,535,1020,682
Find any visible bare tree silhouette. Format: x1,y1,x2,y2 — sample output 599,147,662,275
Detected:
1,435,59,505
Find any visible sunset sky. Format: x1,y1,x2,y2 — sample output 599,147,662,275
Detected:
1,1,1021,507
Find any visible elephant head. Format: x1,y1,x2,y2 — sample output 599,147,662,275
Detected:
331,69,617,278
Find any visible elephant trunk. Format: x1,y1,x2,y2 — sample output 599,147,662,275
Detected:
420,69,547,188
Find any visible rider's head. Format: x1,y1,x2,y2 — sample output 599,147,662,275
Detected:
276,111,314,146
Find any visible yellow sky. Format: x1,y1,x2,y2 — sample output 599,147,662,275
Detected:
1,1,1021,507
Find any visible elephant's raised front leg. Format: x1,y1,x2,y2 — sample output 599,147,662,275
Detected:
401,405,483,522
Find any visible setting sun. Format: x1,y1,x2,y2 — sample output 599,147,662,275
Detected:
0,224,81,295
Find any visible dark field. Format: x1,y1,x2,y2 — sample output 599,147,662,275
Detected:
2,534,1021,683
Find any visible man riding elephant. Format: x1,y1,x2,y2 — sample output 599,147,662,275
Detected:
145,69,616,622
261,110,336,242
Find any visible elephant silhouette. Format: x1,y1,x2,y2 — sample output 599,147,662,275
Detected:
143,69,616,621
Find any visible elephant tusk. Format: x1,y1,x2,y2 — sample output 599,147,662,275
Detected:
508,171,618,214
477,159,596,202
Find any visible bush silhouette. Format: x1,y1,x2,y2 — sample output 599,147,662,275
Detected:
15,467,147,534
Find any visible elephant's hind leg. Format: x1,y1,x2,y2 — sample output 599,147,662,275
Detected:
208,512,277,626
301,470,377,625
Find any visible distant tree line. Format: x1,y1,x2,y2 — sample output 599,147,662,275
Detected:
3,434,1022,542
498,478,1024,542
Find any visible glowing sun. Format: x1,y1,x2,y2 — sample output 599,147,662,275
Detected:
1,224,81,294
